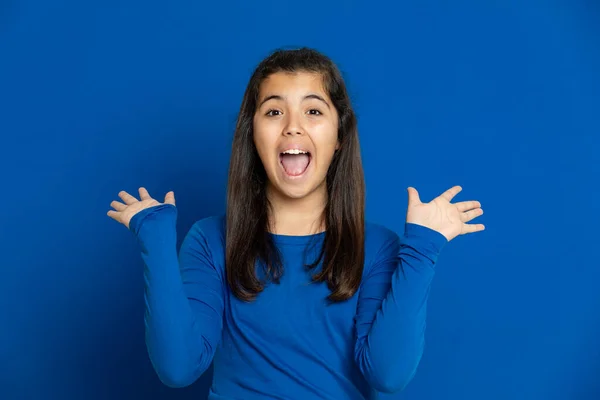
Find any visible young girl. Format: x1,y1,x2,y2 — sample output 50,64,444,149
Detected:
107,47,484,399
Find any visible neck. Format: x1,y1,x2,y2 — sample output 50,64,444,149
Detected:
266,183,327,236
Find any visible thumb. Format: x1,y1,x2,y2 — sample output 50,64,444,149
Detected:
164,191,176,206
407,187,421,206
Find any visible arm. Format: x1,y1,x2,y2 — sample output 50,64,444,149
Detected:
129,204,225,388
354,222,448,393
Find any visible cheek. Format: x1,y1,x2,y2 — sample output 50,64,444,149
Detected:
316,124,339,156
313,139,339,171
252,120,266,152
253,129,277,164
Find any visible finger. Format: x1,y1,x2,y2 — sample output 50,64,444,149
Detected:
118,190,138,205
456,200,481,212
164,191,175,206
407,187,421,206
139,187,151,200
110,200,127,212
461,208,484,222
462,223,485,235
107,210,121,221
440,185,462,202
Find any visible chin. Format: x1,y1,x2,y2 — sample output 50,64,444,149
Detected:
272,181,317,201
268,174,327,202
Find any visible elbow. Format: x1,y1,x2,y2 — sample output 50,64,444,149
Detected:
145,335,214,389
160,376,195,389
356,344,422,394
153,364,202,389
368,367,417,394
148,350,210,389
159,375,193,389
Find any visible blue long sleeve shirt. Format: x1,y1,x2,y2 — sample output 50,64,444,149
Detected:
129,204,448,399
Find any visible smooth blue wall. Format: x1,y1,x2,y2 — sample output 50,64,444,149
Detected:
1,0,598,399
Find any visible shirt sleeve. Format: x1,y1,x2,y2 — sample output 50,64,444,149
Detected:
354,222,448,393
129,204,225,388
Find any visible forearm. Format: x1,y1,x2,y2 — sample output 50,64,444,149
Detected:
142,249,208,387
355,223,446,393
131,205,217,387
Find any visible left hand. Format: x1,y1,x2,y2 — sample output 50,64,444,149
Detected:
406,185,485,242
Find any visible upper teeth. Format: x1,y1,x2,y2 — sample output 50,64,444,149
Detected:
282,149,307,155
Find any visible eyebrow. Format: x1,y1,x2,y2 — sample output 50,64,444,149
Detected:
258,93,331,109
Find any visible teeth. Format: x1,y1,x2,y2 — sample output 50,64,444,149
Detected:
282,149,308,155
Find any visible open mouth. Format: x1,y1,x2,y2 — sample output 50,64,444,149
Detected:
279,149,312,177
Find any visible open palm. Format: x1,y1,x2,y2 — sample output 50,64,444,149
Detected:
107,187,175,229
406,185,485,242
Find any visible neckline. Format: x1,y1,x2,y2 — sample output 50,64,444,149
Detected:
268,230,326,245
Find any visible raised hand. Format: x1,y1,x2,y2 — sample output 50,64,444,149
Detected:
107,187,175,229
406,185,485,242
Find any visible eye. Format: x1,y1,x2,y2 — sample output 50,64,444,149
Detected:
307,109,322,116
265,109,281,117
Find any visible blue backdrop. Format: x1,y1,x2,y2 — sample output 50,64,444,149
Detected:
1,0,598,399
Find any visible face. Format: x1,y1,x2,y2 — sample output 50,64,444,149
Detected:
253,71,340,201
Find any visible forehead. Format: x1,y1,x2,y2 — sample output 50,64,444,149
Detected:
258,71,327,97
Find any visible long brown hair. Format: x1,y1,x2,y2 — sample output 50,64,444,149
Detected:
226,47,365,302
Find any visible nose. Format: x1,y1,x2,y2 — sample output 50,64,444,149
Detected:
283,111,304,136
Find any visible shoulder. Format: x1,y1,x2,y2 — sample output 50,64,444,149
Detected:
364,220,401,262
359,221,401,280
183,214,227,250
180,214,227,274
187,214,226,238
365,220,400,250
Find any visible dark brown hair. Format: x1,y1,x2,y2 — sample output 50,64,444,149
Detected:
225,47,365,302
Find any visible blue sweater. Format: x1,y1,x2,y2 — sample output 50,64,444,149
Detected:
129,204,448,399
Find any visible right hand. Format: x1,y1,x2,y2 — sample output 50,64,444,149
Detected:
107,187,175,229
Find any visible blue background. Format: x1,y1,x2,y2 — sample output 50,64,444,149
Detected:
1,0,598,399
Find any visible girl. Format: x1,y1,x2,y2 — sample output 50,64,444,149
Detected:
107,47,484,399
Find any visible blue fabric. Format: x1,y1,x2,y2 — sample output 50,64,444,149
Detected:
129,204,448,399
